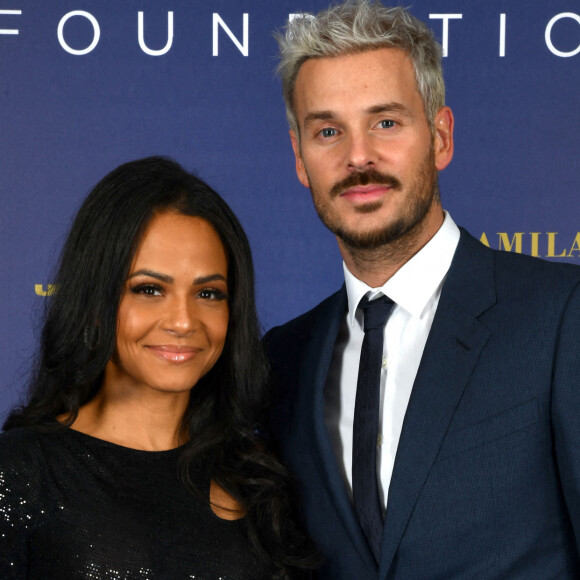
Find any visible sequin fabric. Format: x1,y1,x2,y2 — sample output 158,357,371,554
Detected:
0,427,272,579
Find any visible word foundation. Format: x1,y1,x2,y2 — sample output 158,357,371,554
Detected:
1,10,580,58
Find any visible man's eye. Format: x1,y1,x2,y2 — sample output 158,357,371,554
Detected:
320,127,337,138
378,120,395,129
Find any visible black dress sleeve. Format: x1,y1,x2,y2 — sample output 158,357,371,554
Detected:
0,429,45,578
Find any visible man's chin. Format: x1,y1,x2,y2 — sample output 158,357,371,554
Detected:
351,200,384,215
333,214,426,251
334,226,401,251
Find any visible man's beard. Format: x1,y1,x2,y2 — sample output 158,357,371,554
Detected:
309,147,439,251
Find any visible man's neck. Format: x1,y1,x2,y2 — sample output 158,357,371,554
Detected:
339,208,445,287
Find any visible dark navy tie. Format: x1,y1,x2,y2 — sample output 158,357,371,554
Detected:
352,294,394,563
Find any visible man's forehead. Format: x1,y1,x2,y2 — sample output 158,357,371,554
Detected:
293,48,419,114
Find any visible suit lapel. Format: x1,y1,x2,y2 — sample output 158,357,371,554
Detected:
300,287,377,565
379,230,496,578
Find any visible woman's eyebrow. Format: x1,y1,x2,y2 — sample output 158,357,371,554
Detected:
194,274,227,285
127,269,173,283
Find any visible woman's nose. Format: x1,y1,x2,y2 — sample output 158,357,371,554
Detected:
162,296,198,336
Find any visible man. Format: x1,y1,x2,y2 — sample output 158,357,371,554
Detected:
264,1,580,578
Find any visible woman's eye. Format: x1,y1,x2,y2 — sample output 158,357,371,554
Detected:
199,288,228,301
131,284,162,296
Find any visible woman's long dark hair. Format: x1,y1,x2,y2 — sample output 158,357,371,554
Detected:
4,156,318,578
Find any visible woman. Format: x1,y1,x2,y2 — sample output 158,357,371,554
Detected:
0,157,317,579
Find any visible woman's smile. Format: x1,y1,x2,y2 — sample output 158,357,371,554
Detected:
146,344,201,363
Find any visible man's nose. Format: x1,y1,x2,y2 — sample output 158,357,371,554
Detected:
346,131,377,171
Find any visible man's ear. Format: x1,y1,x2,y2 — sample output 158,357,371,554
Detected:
433,106,454,171
289,130,310,188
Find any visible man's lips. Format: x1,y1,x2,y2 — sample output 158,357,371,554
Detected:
147,345,200,363
339,184,393,203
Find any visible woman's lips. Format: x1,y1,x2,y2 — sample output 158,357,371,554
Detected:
147,345,200,363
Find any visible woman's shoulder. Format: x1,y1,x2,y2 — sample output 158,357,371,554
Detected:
0,427,50,519
0,426,49,475
0,425,64,482
0,425,43,452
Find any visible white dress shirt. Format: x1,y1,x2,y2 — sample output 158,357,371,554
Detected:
324,212,460,513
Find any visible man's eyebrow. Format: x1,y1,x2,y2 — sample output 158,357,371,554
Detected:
366,102,413,116
303,110,336,127
303,102,413,128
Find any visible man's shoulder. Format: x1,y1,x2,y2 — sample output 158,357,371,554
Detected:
497,248,580,278
500,254,580,290
459,227,580,289
264,286,346,347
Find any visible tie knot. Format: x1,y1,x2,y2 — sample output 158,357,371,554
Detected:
359,295,394,332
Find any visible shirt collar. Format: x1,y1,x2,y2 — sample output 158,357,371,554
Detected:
344,211,460,326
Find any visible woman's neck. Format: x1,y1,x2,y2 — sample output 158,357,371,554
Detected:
67,383,190,451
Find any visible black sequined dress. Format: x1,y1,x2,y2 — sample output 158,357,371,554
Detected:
0,426,272,579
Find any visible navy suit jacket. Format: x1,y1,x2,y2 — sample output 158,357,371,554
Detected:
264,229,580,579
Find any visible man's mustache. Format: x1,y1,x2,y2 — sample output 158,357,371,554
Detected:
330,169,402,198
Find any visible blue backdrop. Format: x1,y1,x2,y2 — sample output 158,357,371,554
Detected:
1,0,579,419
